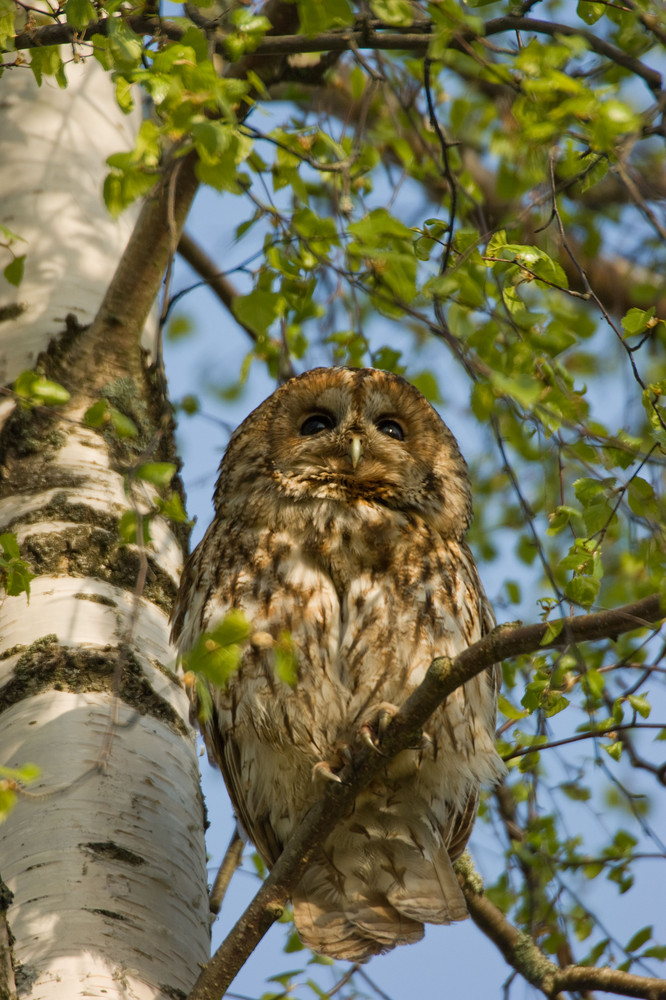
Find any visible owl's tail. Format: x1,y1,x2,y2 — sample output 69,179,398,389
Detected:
291,801,469,961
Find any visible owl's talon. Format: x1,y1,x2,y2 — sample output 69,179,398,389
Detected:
358,702,400,754
312,761,343,784
359,724,388,756
377,708,397,737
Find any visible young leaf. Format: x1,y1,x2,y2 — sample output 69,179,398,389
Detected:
3,254,25,286
135,463,177,488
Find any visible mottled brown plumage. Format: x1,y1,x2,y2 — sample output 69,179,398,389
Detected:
172,366,504,960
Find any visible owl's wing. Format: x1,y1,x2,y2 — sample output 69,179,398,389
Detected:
202,698,284,866
171,537,287,867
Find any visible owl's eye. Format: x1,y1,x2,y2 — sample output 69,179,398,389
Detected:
376,418,405,441
300,413,336,436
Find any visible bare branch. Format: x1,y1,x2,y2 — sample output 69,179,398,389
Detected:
187,593,664,1000
457,859,666,999
177,231,258,344
209,827,244,915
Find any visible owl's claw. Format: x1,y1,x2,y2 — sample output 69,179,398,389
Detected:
359,703,432,755
358,701,401,755
359,723,388,756
312,761,344,785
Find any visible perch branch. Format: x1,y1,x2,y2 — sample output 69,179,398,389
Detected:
186,593,664,1000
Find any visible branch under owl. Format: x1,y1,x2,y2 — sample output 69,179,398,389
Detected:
186,592,665,1000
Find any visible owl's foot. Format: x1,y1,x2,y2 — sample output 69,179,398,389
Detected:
359,702,432,754
358,701,401,755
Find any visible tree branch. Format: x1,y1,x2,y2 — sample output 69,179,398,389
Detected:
176,231,258,344
11,15,662,94
68,0,301,390
186,593,664,1000
457,859,666,1000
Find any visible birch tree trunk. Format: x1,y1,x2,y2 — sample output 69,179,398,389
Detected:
0,59,210,1000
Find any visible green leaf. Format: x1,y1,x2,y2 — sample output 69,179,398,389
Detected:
154,491,191,524
497,694,528,721
106,15,143,72
14,371,70,407
108,407,138,439
627,476,657,517
224,10,271,60
135,463,176,488
486,230,508,255
0,763,40,822
166,315,194,341
283,929,305,953
4,561,35,598
115,76,134,115
3,254,25,287
103,165,156,218
564,575,601,608
348,208,414,244
577,0,605,23
84,399,110,428
541,618,564,645
603,741,623,762
30,47,66,87
626,693,651,719
0,0,16,49
626,926,652,953
642,945,666,960
581,667,605,700
232,290,281,336
118,510,151,545
0,223,24,245
491,372,543,409
182,610,252,687
0,533,35,599
64,0,95,29
193,121,252,194
210,609,253,648
622,306,655,337
560,782,591,801
410,371,442,403
547,505,582,536
369,0,413,25
274,632,299,688
0,533,20,560
298,0,354,35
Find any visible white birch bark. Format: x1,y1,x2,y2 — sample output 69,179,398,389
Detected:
0,60,141,387
0,55,210,1000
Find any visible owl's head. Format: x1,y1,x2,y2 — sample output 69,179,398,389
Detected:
216,367,472,540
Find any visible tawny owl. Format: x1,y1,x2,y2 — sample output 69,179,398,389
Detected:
171,366,504,961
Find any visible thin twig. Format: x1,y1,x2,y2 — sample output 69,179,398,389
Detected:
503,722,666,760
209,826,245,915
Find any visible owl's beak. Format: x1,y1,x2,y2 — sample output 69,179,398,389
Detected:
348,434,363,469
